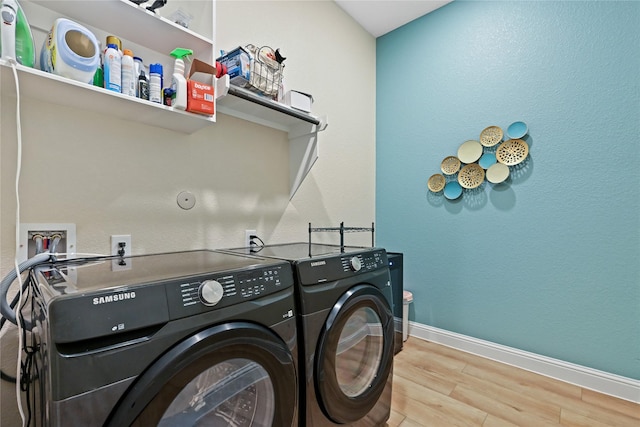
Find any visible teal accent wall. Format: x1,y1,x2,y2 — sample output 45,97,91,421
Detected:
376,1,639,379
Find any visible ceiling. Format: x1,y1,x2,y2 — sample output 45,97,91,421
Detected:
335,0,453,38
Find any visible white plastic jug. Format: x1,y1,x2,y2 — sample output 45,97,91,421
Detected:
40,18,99,84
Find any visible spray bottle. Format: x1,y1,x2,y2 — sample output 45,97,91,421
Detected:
169,47,192,110
149,63,162,103
104,43,121,92
121,49,136,96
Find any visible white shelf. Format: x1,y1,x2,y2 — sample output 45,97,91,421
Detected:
216,84,328,199
217,86,322,132
4,0,327,197
29,0,213,59
1,60,214,134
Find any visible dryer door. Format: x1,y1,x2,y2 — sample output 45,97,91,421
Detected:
105,322,297,427
315,284,394,424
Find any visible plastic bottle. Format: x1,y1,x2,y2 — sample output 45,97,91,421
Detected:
163,88,175,106
149,63,163,104
121,49,136,96
169,48,192,110
105,35,121,53
104,43,121,93
133,56,143,95
92,42,104,88
133,56,142,77
138,68,149,100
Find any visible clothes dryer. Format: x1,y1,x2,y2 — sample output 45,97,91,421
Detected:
222,243,394,427
28,250,298,427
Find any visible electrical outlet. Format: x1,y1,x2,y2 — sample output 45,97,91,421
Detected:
245,229,256,248
111,234,132,271
19,223,76,262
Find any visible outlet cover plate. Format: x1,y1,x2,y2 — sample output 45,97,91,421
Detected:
111,234,132,271
245,229,256,248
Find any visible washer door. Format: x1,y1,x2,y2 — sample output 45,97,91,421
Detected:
315,284,394,424
105,322,297,427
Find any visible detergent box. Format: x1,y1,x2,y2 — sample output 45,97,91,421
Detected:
216,46,251,88
187,59,216,116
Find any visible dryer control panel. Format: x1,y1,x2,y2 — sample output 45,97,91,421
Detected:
296,249,388,285
167,262,293,320
341,250,386,273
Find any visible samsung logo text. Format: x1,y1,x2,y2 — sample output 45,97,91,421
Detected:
93,292,136,305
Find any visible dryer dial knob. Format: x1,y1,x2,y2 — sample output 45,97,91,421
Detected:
199,280,224,306
350,256,362,272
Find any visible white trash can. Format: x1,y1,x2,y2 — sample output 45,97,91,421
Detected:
402,290,413,342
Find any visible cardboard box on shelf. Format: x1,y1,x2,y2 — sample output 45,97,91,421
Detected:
187,59,216,116
285,90,313,113
216,46,251,88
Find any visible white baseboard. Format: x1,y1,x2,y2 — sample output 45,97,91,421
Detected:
407,321,640,403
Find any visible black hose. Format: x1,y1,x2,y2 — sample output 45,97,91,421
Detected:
0,253,52,330
0,279,30,331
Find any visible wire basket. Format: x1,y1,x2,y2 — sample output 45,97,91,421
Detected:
245,45,284,98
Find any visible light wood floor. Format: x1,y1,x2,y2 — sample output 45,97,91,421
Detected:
387,337,639,426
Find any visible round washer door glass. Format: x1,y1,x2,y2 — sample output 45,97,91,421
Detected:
105,323,297,427
316,284,394,424
335,306,383,397
159,358,274,426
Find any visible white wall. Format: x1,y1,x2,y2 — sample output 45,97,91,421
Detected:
0,1,375,424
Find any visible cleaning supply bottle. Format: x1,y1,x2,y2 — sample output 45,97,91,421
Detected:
137,68,149,100
92,42,104,87
149,63,163,103
169,47,192,110
121,49,136,96
0,0,36,67
133,56,143,95
104,43,121,92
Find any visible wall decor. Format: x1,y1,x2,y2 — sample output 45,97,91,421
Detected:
495,138,529,166
486,163,510,184
458,163,485,189
443,181,463,200
441,156,461,175
427,174,446,192
427,122,529,200
479,126,503,147
457,140,483,163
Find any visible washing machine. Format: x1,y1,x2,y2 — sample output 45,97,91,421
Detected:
221,243,394,427
27,250,298,427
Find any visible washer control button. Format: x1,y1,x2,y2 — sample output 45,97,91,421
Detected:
199,280,224,306
350,256,362,272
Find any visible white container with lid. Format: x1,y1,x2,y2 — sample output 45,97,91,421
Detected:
40,18,100,84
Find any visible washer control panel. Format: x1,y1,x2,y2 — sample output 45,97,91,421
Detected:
167,262,292,319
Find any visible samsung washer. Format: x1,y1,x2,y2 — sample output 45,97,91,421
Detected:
29,250,298,427
221,243,394,427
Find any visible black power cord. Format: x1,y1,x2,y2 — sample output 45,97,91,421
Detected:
0,278,33,384
1,370,16,383
249,234,266,253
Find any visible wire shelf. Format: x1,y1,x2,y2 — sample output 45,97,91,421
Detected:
308,222,375,253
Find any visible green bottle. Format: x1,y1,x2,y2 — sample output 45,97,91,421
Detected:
93,43,104,87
